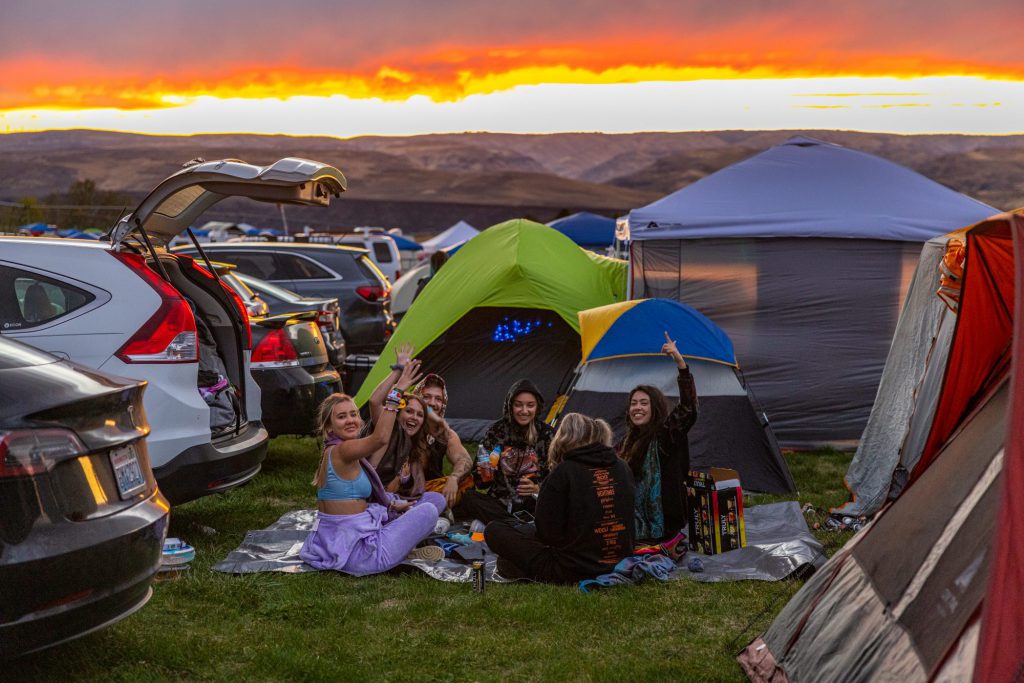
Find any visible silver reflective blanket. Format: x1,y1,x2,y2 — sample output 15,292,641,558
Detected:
212,501,821,583
211,509,507,583
680,501,826,582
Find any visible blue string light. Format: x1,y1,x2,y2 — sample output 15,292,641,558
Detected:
492,316,549,342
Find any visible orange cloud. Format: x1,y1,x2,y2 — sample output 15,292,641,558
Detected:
2,19,1024,111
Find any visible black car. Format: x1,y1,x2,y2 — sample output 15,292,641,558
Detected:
173,242,396,353
0,337,169,658
250,312,341,437
231,270,346,370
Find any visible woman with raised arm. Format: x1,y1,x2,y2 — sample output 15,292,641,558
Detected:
364,342,426,486
617,332,698,545
299,365,445,576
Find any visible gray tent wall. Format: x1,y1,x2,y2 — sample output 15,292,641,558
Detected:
836,234,959,517
562,355,795,494
626,137,997,447
738,380,1008,682
632,238,923,446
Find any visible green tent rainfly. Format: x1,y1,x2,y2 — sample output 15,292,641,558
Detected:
354,219,627,435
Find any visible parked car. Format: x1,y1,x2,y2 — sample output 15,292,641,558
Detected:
249,311,341,436
0,336,168,658
336,231,403,284
0,157,347,504
230,269,346,370
173,258,343,436
172,242,395,353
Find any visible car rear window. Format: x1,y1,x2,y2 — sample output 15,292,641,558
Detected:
235,273,303,302
303,249,364,280
372,242,393,263
209,250,284,281
356,255,388,286
0,265,95,330
276,253,335,280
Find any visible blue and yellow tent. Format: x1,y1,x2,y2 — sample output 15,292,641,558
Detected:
555,298,795,494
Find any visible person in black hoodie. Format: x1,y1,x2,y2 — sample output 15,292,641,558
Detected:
617,332,698,543
454,378,555,524
484,413,635,583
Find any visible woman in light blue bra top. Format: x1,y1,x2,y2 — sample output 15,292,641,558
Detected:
318,454,372,501
299,356,447,577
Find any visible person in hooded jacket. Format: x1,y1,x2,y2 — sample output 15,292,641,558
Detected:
454,378,555,523
484,413,635,583
617,333,698,544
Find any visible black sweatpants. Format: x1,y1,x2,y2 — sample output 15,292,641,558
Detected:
483,521,584,584
454,490,535,524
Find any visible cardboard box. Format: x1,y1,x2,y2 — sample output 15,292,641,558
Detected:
686,467,747,555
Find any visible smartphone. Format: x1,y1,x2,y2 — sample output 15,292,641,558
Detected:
512,509,535,524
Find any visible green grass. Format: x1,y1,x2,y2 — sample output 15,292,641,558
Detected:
9,440,853,682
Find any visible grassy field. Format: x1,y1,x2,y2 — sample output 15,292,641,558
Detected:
9,439,853,682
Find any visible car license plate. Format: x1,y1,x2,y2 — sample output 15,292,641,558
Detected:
109,445,147,499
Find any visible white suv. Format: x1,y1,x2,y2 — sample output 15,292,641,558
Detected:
0,158,347,503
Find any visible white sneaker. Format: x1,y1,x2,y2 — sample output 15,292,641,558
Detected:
407,545,445,562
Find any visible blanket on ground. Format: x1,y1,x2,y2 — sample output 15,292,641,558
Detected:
212,502,822,583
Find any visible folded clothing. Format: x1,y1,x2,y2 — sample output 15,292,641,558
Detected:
578,554,679,593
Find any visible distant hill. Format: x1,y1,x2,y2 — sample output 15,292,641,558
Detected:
1,129,1021,233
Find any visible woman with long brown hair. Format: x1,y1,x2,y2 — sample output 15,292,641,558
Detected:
299,366,446,576
617,332,698,544
484,413,635,583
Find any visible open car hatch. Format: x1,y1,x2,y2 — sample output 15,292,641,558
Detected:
109,158,347,248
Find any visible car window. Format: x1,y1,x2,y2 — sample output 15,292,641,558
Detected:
356,255,388,286
210,251,283,281
235,272,303,302
277,253,335,280
372,242,393,263
0,265,95,330
220,273,256,303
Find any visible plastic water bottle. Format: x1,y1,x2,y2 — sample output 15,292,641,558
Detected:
476,445,494,483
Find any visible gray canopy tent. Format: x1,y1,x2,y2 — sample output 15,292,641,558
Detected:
622,136,996,447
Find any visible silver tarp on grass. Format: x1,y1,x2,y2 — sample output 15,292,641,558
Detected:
211,509,508,583
681,501,825,583
212,502,822,584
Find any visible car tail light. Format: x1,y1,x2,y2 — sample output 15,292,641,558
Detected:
356,285,387,302
111,251,198,364
220,282,252,349
183,256,253,349
394,270,401,280
0,429,87,477
251,328,299,367
316,310,336,327
185,256,215,279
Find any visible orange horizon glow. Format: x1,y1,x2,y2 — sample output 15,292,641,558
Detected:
4,1,1024,137
3,43,1024,112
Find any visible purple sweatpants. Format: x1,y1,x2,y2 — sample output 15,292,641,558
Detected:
300,492,445,576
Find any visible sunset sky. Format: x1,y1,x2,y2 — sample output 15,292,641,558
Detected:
2,0,1023,137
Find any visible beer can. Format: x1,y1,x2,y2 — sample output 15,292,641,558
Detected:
472,560,485,593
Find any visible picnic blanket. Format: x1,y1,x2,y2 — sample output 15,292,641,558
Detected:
212,501,822,583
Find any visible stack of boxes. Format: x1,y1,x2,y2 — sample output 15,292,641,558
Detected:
686,467,747,555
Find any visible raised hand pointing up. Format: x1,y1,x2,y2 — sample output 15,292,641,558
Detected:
661,331,687,369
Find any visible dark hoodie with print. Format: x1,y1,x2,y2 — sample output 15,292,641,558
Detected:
478,378,555,500
534,442,636,578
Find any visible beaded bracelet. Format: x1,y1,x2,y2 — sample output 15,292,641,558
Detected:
383,406,399,413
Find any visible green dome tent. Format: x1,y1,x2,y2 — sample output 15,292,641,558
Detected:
354,218,627,439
